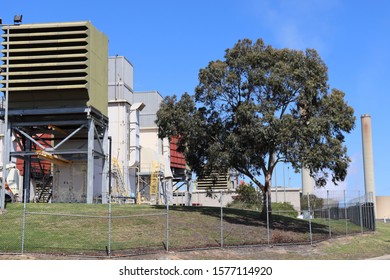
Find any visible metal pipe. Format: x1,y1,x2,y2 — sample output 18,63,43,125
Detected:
107,196,112,257
129,166,140,204
108,136,112,196
23,138,31,202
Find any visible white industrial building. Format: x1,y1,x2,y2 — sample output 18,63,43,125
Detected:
107,56,174,204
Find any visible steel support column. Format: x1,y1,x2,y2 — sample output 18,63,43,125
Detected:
0,25,10,210
23,138,31,202
0,121,10,209
101,126,109,204
87,118,95,204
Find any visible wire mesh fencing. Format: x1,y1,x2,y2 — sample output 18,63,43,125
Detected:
0,190,377,257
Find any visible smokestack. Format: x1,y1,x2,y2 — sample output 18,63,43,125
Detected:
361,114,376,215
301,167,315,195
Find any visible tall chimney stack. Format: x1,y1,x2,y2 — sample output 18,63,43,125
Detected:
301,167,315,195
361,114,376,215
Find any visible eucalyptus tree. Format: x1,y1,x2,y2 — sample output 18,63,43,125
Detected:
156,39,355,217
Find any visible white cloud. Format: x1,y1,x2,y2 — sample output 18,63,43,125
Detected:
249,0,341,53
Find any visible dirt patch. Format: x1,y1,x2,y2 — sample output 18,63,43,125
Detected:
0,239,347,260
0,234,386,260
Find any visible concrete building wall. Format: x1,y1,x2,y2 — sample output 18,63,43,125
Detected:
172,188,301,211
173,190,235,207
271,188,301,212
376,196,390,220
52,162,87,203
51,139,104,203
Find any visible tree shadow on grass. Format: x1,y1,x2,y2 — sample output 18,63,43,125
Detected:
153,205,329,235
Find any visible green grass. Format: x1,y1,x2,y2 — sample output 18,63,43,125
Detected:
0,203,381,257
320,222,390,259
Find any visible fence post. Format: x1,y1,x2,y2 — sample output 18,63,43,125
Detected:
359,191,364,234
107,195,112,257
166,190,169,252
344,190,348,236
307,193,313,245
327,190,331,238
266,192,270,246
220,191,223,248
21,188,27,255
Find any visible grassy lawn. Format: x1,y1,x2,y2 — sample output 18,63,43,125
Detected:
0,203,382,257
320,222,390,259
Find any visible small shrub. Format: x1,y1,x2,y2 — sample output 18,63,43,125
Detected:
271,202,298,218
227,182,262,211
300,194,324,210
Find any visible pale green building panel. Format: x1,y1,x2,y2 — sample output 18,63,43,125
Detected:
1,21,108,116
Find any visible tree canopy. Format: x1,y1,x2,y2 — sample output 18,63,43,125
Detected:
156,38,355,216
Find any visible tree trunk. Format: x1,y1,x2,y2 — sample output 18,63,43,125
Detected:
260,173,272,221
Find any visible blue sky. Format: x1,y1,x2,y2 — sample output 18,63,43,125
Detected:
2,0,390,197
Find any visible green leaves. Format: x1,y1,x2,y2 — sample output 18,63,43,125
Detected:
156,38,355,199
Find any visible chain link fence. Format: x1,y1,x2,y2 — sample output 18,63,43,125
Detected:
0,190,376,257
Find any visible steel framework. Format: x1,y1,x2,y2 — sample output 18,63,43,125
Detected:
2,106,109,203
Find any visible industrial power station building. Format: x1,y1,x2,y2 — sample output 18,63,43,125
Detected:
1,20,387,221
0,20,192,206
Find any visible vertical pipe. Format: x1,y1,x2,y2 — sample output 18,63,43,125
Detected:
107,197,111,257
307,193,313,245
220,190,223,248
361,114,377,217
108,136,112,197
101,127,108,204
87,118,95,204
137,166,140,205
23,138,31,202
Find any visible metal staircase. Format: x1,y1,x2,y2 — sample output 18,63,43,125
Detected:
111,158,128,197
34,173,53,203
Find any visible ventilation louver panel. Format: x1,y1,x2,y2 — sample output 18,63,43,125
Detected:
0,21,108,115
196,173,229,190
